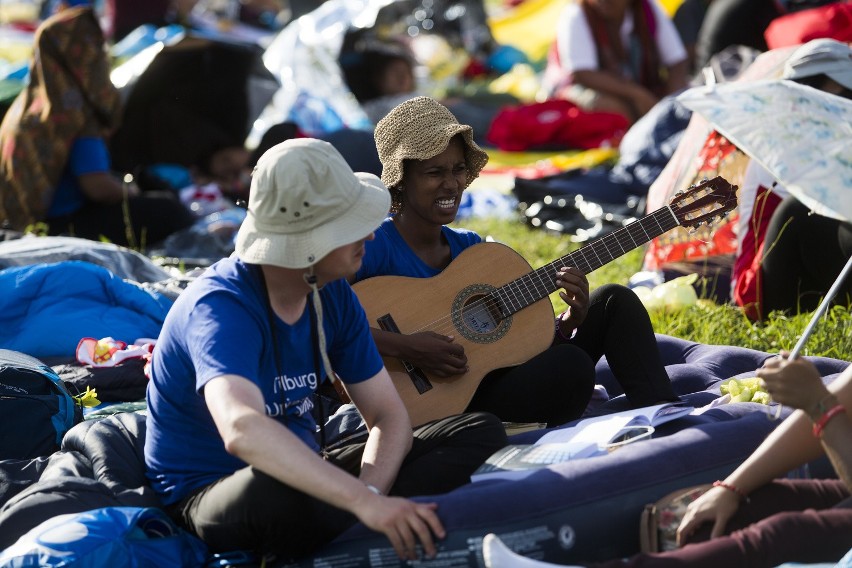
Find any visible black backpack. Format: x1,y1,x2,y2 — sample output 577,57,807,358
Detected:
0,349,84,460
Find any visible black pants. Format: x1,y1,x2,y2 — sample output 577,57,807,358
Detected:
468,284,677,426
168,412,507,560
761,196,852,319
46,191,195,248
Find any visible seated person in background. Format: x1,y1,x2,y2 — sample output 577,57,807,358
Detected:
0,5,195,247
144,138,508,562
542,0,690,124
733,39,852,321
484,352,852,567
339,34,506,140
351,96,678,428
341,39,418,126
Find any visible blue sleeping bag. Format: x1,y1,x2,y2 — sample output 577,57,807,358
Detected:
0,261,173,359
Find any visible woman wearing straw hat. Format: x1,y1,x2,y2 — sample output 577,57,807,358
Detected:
356,96,678,427
144,138,508,562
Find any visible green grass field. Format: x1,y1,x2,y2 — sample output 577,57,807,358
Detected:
454,216,852,361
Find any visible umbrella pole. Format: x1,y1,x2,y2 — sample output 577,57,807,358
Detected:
789,254,852,359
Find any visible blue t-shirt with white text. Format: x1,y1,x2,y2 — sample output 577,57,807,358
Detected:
144,256,383,505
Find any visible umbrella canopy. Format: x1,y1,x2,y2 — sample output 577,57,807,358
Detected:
678,75,852,358
677,79,852,223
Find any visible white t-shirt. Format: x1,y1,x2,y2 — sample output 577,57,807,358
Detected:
555,0,687,76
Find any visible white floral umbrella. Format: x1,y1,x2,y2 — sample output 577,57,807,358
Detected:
678,79,852,356
678,79,852,222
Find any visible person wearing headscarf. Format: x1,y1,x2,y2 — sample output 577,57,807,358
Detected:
144,138,507,562
0,5,194,247
352,96,678,428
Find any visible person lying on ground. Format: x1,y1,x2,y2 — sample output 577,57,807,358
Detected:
144,137,508,563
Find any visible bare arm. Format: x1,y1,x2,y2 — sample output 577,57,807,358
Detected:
205,372,445,560
78,172,139,203
730,357,852,492
342,367,413,493
571,69,659,117
678,360,852,543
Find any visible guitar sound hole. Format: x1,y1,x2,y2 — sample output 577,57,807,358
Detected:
460,295,502,335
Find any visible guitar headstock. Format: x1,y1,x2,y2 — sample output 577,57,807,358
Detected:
670,176,738,230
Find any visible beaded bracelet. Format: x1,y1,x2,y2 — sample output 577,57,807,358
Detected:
713,480,749,503
812,404,846,439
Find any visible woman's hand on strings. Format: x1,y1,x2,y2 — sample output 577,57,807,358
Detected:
556,267,590,334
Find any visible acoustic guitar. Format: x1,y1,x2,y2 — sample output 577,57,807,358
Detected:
352,176,737,426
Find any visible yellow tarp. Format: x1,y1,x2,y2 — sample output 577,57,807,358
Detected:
485,147,617,171
488,0,569,64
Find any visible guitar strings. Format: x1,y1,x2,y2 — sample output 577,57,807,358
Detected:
401,207,684,339
409,184,730,339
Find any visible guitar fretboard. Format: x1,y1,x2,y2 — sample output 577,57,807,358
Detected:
494,205,680,317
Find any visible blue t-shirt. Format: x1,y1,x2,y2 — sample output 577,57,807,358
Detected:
144,256,383,505
47,137,111,217
355,218,482,282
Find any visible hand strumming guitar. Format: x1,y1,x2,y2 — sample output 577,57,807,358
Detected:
374,329,469,378
556,267,590,338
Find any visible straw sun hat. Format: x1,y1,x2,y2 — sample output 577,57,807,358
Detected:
236,138,390,269
374,96,489,193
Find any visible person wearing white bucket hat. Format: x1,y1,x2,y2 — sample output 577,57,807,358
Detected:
144,138,507,562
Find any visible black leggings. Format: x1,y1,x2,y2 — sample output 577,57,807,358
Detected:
467,284,677,426
760,196,852,319
168,412,507,560
46,191,195,248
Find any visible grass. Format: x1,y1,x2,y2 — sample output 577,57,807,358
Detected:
454,215,852,361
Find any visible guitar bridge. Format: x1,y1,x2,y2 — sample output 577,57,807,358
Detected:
377,314,433,394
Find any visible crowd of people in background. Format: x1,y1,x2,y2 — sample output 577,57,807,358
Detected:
0,0,851,565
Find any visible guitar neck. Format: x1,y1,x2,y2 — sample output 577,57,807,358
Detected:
495,205,680,317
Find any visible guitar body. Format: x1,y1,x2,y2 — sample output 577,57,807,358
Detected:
353,242,555,426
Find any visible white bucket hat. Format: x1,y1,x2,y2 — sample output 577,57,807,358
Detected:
236,138,391,269
783,38,852,90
